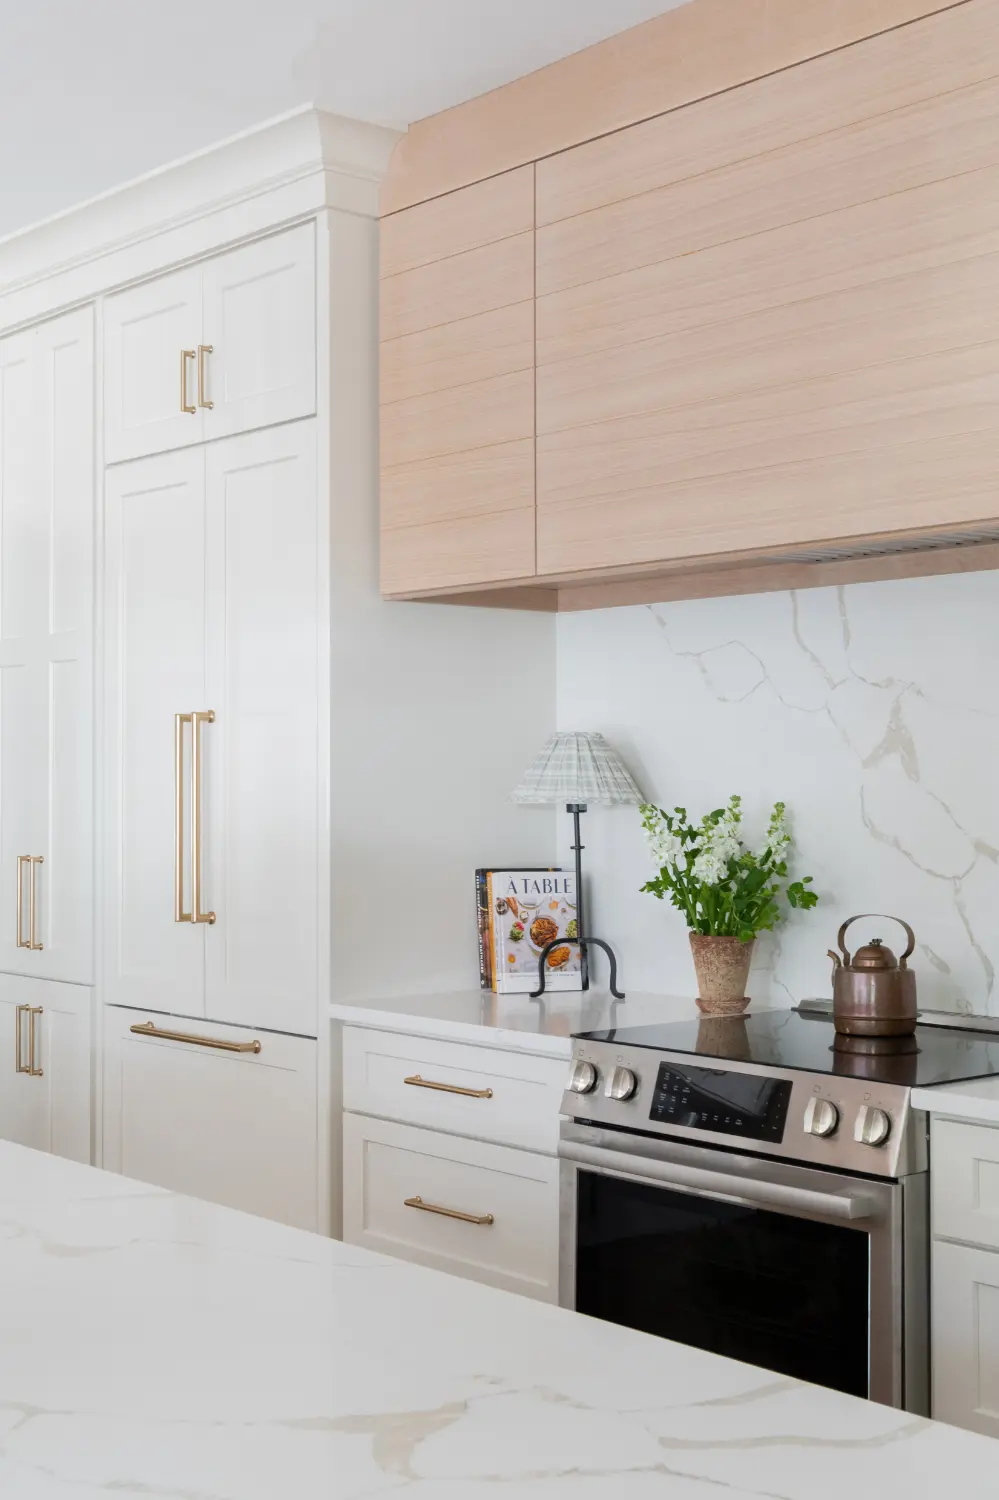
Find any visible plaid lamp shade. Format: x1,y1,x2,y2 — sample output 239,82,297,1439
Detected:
511,732,644,806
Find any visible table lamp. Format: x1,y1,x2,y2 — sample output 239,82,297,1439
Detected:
511,731,644,998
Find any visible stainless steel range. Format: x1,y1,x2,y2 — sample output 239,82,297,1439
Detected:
559,1010,999,1414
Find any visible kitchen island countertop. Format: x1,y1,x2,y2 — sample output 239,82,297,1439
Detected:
1,1141,997,1497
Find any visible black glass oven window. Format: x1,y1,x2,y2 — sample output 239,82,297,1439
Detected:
575,1169,870,1398
652,1063,792,1143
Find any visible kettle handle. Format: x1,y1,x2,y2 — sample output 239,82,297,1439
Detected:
837,914,916,970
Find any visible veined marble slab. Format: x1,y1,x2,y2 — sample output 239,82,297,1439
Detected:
0,1141,996,1497
329,988,755,1058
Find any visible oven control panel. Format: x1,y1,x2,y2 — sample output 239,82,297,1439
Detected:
559,1042,926,1178
651,1062,792,1143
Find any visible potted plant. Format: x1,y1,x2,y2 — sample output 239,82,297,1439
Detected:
639,796,818,1014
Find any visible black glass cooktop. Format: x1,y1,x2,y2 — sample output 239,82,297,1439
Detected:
574,1010,999,1089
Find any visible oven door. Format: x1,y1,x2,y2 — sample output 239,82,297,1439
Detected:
559,1120,927,1412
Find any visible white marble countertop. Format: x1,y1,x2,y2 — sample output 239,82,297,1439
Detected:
2,1140,997,1498
913,1075,999,1125
329,987,759,1057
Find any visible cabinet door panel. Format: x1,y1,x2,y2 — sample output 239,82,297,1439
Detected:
102,1005,317,1230
104,450,207,1015
204,424,318,1035
0,975,91,1164
105,266,204,463
201,224,316,441
933,1239,999,1438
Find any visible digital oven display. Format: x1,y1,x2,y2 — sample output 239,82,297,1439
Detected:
651,1063,792,1143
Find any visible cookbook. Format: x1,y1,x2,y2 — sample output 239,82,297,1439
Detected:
484,869,581,993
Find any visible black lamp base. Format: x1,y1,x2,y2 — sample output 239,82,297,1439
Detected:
529,800,624,1000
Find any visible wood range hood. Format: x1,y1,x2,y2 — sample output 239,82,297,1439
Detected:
378,0,999,611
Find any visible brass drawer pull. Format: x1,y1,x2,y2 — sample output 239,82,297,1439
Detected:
197,344,214,409
16,856,44,950
403,1073,493,1099
15,1005,43,1077
404,1195,494,1226
180,349,196,413
130,1020,261,1054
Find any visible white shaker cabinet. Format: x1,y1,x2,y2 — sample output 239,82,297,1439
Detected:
103,1005,318,1230
0,307,94,986
0,975,91,1163
104,421,319,1036
104,223,315,464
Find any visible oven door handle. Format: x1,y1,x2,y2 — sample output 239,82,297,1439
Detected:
560,1139,870,1222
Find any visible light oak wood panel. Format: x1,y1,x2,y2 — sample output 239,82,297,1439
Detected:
381,166,533,277
381,507,536,594
382,438,535,531
381,232,533,342
538,345,999,512
537,429,999,575
537,76,999,298
381,301,534,405
538,165,999,367
536,1,999,227
382,0,960,212
382,369,534,469
537,251,999,437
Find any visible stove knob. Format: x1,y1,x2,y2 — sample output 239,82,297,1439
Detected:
567,1059,598,1095
803,1097,839,1138
855,1105,891,1148
605,1065,638,1102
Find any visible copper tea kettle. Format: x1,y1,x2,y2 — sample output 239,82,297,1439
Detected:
828,914,917,1037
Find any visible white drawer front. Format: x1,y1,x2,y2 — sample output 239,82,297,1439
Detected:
343,1112,558,1301
932,1239,999,1438
342,1027,565,1154
932,1119,999,1250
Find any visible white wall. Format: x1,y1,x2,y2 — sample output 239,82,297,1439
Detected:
328,208,556,1002
557,570,999,1015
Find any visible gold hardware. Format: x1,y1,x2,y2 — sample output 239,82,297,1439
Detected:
130,1020,261,1054
27,857,43,951
180,349,196,414
15,1005,43,1076
197,345,214,409
192,710,215,924
403,1073,493,1099
404,1196,494,1226
174,713,191,923
15,856,26,948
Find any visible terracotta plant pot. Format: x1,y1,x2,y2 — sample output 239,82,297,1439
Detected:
689,933,755,1016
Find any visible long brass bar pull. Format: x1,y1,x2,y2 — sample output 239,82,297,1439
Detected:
130,1020,261,1054
180,349,196,414
191,711,215,924
403,1073,493,1099
14,1004,27,1072
26,1006,42,1076
404,1196,494,1226
197,345,214,409
15,856,27,948
174,714,192,923
27,858,43,951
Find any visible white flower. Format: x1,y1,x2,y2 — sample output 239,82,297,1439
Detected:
640,805,683,868
692,849,727,886
760,801,790,861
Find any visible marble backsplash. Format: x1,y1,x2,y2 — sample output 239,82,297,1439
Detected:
556,568,999,1014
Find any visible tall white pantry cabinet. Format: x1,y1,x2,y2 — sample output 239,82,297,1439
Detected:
0,109,400,1231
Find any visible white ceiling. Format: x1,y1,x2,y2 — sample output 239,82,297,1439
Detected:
0,0,690,239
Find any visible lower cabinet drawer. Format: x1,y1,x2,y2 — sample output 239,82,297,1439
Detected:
932,1119,999,1250
342,1111,559,1302
932,1239,999,1437
102,1005,318,1231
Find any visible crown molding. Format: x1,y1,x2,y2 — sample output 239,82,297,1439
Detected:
0,106,402,330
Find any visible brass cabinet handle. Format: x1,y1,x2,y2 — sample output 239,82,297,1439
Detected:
191,711,215,924
180,349,196,413
27,857,43,951
130,1020,261,1054
403,1073,493,1099
197,344,214,409
174,713,191,923
16,857,43,950
404,1196,494,1226
15,1005,43,1076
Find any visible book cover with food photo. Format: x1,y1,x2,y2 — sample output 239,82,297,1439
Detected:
487,870,581,993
